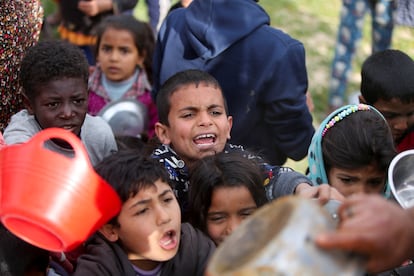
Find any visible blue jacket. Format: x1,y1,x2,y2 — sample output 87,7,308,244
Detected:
153,0,314,165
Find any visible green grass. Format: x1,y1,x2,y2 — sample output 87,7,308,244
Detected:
41,0,414,172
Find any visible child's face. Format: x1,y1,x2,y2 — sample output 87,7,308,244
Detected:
97,27,144,82
328,163,386,197
206,186,257,245
155,84,233,166
114,179,181,263
28,78,88,136
372,98,414,142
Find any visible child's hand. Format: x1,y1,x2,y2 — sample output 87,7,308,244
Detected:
294,183,345,205
78,0,112,17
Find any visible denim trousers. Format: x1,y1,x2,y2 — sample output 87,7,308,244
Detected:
328,0,395,108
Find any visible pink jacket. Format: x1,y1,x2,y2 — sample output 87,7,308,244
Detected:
88,66,158,138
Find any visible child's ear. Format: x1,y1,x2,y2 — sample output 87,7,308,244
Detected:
155,122,171,144
99,224,119,242
136,50,146,68
358,95,367,104
226,116,233,140
22,92,34,115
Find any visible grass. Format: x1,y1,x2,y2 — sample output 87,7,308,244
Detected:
41,0,414,172
256,0,414,172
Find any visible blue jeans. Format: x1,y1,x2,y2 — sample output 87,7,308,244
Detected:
328,0,395,108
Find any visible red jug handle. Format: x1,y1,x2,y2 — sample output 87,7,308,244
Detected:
27,128,91,167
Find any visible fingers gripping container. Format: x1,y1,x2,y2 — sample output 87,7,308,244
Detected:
206,196,365,276
0,128,122,251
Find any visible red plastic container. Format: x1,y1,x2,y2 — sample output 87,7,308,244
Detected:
0,128,121,251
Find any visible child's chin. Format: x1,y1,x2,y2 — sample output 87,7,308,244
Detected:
154,249,179,262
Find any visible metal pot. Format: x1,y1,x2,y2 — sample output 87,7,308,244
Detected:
98,99,148,137
206,196,364,276
388,149,414,209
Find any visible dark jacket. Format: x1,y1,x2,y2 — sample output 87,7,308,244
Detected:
152,0,314,165
73,223,215,276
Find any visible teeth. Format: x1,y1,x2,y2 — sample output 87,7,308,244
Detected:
162,239,172,246
195,134,215,139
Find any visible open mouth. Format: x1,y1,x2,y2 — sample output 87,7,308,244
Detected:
194,133,216,146
160,230,177,250
61,125,77,133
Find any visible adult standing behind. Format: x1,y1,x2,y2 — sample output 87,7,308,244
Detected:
328,0,396,111
54,0,138,65
152,0,314,165
395,0,414,28
0,1,43,132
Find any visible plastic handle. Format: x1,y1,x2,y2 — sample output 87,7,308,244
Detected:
28,128,89,165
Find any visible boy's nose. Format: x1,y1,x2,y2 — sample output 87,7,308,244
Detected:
59,104,75,118
352,185,367,195
198,112,213,126
156,207,172,225
393,116,409,131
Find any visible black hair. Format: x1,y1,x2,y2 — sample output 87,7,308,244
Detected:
94,150,173,225
156,69,228,126
188,151,267,234
95,14,155,84
0,224,49,276
322,109,396,174
19,40,89,102
115,135,148,152
361,49,414,104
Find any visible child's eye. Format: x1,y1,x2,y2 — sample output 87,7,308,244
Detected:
135,208,148,215
367,179,384,188
120,48,130,55
240,209,256,218
207,215,225,223
164,197,174,203
210,110,223,116
46,102,59,108
181,112,194,119
338,177,353,184
73,98,86,105
101,46,112,53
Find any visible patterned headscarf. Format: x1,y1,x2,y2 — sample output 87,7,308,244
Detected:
0,1,43,132
307,104,390,197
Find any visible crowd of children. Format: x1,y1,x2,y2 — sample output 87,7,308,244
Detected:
1,1,414,275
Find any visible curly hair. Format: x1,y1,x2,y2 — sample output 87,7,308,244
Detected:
19,40,89,102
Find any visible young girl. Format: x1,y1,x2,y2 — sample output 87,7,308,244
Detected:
88,14,158,138
188,151,268,245
308,104,397,197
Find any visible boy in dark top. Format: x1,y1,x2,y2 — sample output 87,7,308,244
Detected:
73,151,215,276
152,69,343,217
359,49,414,152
